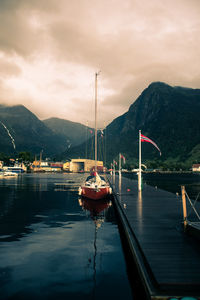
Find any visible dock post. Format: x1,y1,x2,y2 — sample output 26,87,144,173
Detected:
181,185,187,230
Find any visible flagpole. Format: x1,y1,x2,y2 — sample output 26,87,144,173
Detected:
119,153,121,173
94,72,98,172
138,130,142,191
119,153,122,193
113,159,115,185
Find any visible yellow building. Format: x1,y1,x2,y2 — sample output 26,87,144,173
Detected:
30,160,42,172
70,159,103,172
32,160,41,168
63,161,70,171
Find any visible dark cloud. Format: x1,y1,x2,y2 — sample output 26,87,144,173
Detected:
0,0,58,56
0,0,200,126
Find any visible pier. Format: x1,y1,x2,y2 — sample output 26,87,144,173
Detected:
110,174,200,299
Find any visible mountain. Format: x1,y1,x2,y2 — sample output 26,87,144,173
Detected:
106,82,200,159
66,82,200,168
0,105,67,156
1,82,200,168
43,117,93,148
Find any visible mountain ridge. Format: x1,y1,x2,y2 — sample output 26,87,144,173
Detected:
0,104,93,157
43,117,93,147
0,104,67,156
0,81,199,169
65,81,200,168
107,81,200,164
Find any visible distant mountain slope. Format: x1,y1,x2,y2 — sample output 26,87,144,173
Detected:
43,117,93,147
66,82,200,167
106,82,200,159
0,105,67,156
1,81,200,166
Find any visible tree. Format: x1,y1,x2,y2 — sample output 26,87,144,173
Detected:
18,151,32,162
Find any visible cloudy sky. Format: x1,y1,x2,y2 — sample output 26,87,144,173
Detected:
0,0,200,127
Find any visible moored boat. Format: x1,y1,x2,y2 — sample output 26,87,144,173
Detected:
3,162,26,174
79,172,112,200
1,171,18,177
79,72,112,200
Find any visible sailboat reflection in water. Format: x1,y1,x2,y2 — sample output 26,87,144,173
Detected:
78,197,112,297
79,197,112,219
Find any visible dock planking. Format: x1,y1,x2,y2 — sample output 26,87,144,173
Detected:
110,175,200,299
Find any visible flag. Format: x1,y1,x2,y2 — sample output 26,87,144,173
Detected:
113,160,118,165
120,154,126,164
89,129,93,134
100,129,104,137
141,134,161,156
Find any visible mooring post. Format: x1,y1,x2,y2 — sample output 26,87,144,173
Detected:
181,185,187,230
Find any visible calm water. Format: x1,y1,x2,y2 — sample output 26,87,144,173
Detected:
0,173,133,300
124,172,200,200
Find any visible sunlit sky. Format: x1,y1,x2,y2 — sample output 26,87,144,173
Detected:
0,0,200,127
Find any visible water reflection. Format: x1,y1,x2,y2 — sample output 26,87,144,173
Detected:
79,198,112,220
137,191,144,236
137,191,143,219
78,198,112,299
0,174,133,300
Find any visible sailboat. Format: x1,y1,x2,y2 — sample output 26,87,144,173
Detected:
79,72,112,200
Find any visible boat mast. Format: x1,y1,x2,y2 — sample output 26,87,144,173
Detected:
95,71,100,172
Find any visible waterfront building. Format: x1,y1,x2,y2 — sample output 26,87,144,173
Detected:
192,164,200,172
30,159,104,173
31,160,64,172
63,161,70,171
69,159,103,172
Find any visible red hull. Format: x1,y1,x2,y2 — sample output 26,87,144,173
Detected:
81,186,110,200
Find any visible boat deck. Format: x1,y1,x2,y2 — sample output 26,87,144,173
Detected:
110,175,200,299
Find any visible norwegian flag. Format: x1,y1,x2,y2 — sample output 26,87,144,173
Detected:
120,154,126,164
141,134,161,156
113,160,118,166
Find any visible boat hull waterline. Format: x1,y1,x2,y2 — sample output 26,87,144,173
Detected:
79,185,112,200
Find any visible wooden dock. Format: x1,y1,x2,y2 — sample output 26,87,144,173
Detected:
110,175,200,299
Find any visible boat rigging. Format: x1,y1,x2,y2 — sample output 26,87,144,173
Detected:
79,72,112,200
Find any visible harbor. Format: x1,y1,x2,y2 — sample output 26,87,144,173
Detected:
0,171,200,299
1,1,200,300
0,173,133,300
110,173,200,299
